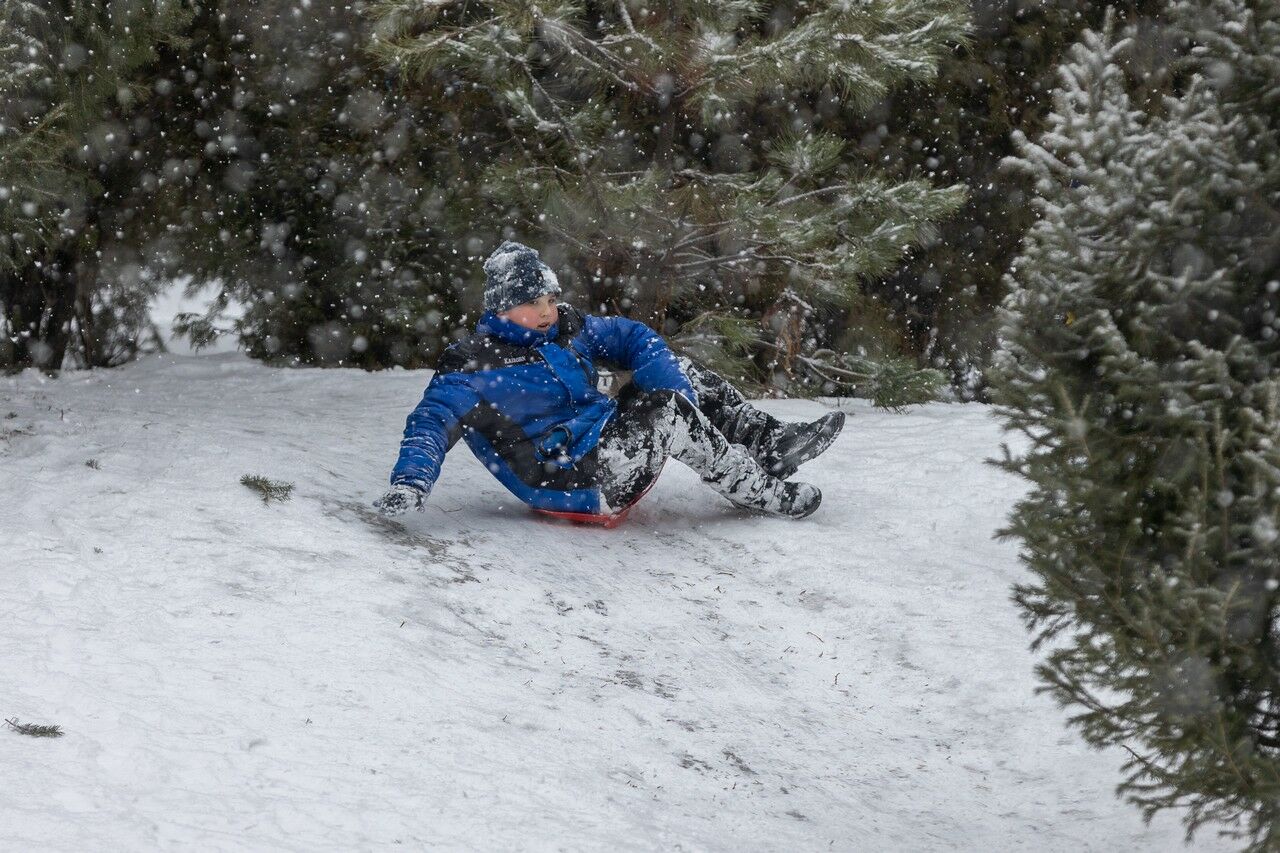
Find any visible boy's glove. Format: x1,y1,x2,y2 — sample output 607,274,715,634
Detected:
374,483,428,517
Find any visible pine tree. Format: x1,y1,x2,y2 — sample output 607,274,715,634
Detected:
990,5,1280,846
0,0,193,370
139,0,495,369
365,0,969,400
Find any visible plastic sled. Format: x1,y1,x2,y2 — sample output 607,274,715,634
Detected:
533,464,664,529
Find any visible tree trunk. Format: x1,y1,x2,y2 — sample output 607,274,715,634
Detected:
74,251,103,367
1,271,32,369
34,245,79,373
0,245,84,373
2,265,46,370
72,199,105,367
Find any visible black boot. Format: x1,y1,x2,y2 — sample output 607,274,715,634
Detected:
679,357,846,480
778,480,823,518
760,411,846,480
663,393,824,518
599,388,824,518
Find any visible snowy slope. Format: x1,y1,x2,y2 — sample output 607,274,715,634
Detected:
1,353,1230,852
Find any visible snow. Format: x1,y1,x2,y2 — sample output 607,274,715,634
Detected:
1,352,1231,851
147,277,243,356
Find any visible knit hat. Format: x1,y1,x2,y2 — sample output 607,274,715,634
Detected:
482,240,561,314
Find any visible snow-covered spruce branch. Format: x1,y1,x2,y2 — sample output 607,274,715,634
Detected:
666,221,740,253
534,13,648,95
671,251,830,272
487,42,612,216
772,183,860,208
672,169,777,193
540,221,600,255
747,335,921,399
609,0,661,53
368,18,495,80
503,89,567,135
784,352,878,385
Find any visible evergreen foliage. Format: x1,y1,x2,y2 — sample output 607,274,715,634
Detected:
367,0,969,398
0,0,193,371
4,717,63,738
143,0,497,368
990,6,1280,846
240,473,294,504
837,0,1167,397
669,305,944,408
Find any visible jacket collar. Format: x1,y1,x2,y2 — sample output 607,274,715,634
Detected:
476,310,560,347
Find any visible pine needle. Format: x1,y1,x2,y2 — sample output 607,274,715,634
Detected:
5,717,63,738
239,474,294,505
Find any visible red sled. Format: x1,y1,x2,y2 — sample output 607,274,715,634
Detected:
533,464,664,529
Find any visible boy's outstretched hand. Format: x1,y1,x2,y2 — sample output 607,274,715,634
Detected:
374,484,428,517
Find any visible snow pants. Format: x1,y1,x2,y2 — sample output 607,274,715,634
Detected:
594,360,788,513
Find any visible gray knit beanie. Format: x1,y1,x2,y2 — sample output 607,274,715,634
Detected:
482,240,561,314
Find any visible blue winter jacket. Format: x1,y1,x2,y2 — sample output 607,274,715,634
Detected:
390,305,696,513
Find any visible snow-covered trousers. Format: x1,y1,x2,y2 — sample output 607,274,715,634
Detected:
676,356,780,450
595,363,790,513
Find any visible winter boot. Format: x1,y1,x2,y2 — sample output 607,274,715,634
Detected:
660,392,823,518
760,411,846,479
694,439,824,518
679,358,845,479
778,481,823,518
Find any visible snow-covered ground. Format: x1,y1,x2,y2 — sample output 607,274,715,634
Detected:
1,352,1231,851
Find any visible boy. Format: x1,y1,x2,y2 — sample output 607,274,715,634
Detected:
375,241,844,521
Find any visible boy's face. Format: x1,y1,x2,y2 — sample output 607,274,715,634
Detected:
500,293,559,333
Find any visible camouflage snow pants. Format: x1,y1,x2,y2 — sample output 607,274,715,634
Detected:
594,359,792,514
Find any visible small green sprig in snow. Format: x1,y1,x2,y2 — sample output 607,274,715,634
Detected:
240,474,294,505
5,718,63,738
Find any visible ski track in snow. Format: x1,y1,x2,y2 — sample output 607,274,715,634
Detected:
1,353,1233,852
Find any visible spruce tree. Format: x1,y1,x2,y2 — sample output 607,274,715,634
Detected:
366,0,969,401
990,5,1280,846
837,0,1166,397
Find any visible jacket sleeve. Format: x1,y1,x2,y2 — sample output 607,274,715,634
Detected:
581,314,697,406
389,369,481,492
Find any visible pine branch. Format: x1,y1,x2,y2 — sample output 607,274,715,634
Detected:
535,13,648,95
239,474,295,505
5,717,63,738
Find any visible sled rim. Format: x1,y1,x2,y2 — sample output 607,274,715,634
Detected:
535,508,632,528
